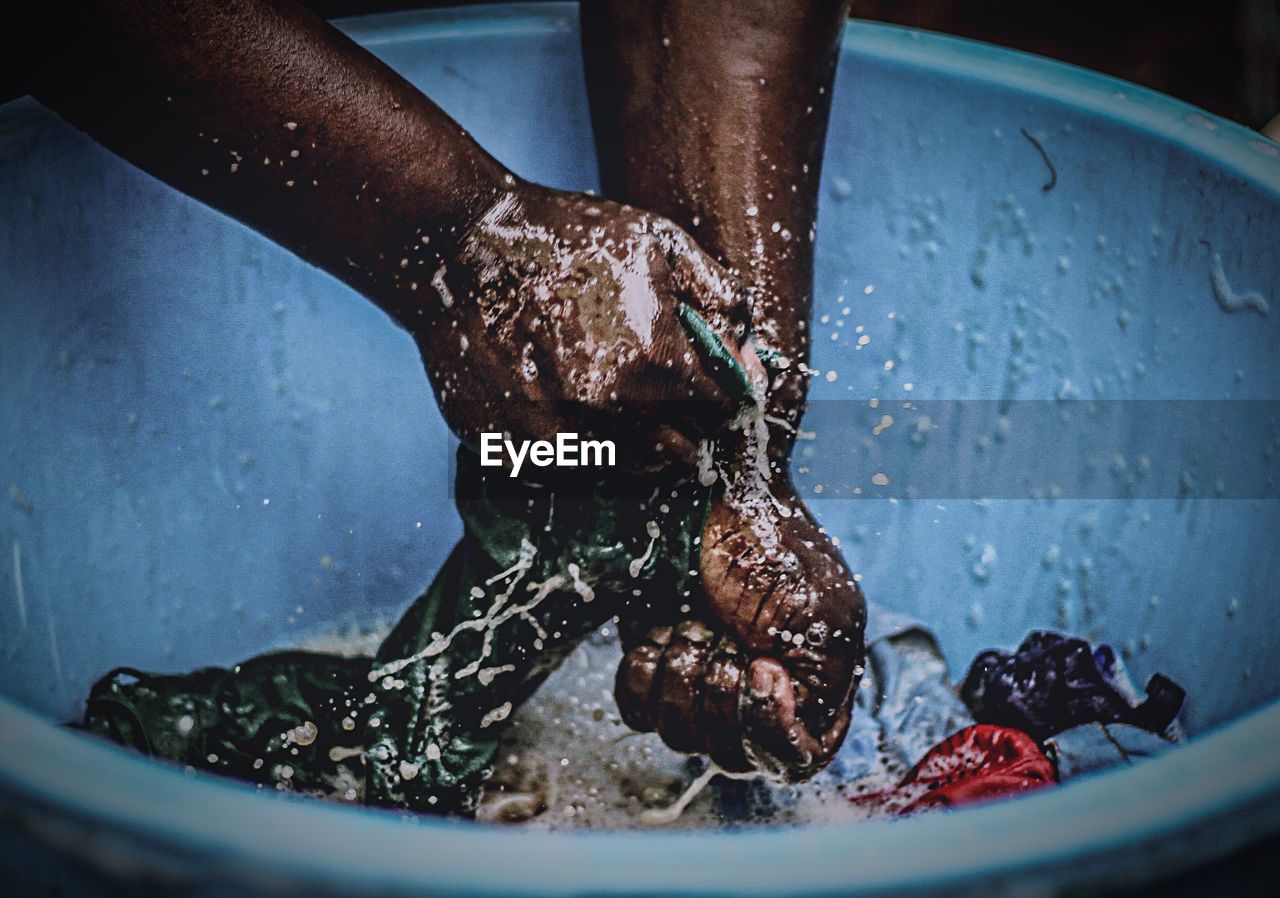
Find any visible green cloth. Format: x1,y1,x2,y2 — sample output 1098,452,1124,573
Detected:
84,304,753,815
363,449,708,813
85,449,709,814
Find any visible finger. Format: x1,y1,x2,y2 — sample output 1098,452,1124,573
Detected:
652,225,759,399
644,423,700,472
600,413,700,474
739,338,768,396
621,310,739,430
658,225,752,342
814,691,854,765
685,272,752,347
777,544,867,722
632,342,740,455
615,624,673,733
615,642,664,733
701,638,752,773
702,524,801,657
741,656,827,782
679,268,769,401
654,620,715,754
577,383,714,473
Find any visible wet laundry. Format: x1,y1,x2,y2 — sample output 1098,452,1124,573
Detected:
959,631,1185,743
1046,722,1178,779
849,724,1056,814
84,522,1191,822
85,448,710,815
719,620,1187,822
82,308,762,817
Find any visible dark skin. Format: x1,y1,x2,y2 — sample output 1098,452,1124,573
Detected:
584,0,867,780
19,0,755,473
11,0,864,785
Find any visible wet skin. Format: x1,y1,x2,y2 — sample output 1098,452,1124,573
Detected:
19,0,752,472
14,0,861,785
585,0,867,780
433,186,758,472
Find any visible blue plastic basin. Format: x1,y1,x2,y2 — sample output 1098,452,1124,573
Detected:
1,4,1278,895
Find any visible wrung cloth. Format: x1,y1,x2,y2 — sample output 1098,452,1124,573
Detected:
86,449,709,814
83,306,747,815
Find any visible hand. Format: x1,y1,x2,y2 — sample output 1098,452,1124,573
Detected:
414,180,758,473
615,469,866,782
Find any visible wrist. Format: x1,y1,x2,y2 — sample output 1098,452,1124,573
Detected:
366,157,518,330
404,143,514,258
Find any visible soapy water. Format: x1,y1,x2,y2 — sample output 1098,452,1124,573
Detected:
301,619,908,828
270,187,1242,827
473,626,744,829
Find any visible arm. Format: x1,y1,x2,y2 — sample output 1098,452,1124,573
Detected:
27,0,498,326
19,0,752,470
583,0,851,452
584,0,866,781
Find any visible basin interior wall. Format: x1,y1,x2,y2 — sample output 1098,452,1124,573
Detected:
0,4,1278,893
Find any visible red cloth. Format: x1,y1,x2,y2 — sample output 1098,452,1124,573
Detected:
852,724,1056,815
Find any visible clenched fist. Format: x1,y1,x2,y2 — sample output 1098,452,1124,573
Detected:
616,462,866,781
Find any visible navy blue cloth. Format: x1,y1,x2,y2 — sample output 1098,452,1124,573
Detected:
959,631,1185,743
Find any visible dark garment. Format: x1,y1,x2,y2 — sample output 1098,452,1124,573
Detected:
85,652,371,798
85,448,709,815
850,724,1056,814
82,301,751,816
959,631,1185,743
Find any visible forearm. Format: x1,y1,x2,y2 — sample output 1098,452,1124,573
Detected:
582,0,849,450
26,0,507,330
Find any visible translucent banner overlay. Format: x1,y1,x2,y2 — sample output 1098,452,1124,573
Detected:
447,400,1280,500
790,400,1279,500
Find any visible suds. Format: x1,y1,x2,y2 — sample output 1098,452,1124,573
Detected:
637,763,722,825
297,619,906,828
474,626,904,829
368,538,544,682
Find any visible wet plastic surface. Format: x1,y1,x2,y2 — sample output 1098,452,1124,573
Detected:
1,4,1278,895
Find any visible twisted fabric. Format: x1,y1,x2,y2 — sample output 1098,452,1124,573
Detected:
87,449,710,814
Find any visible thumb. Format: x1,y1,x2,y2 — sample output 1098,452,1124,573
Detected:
653,221,751,339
